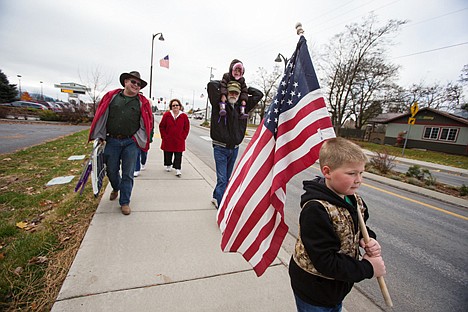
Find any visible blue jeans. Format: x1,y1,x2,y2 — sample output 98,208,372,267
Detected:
213,145,238,207
104,137,139,206
294,294,342,312
135,150,148,171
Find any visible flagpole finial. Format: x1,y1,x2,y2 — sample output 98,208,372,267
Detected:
296,22,304,36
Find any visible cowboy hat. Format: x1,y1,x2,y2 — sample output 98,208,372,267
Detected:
119,71,148,89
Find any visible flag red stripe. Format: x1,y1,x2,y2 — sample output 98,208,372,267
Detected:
219,131,275,248
252,218,289,276
248,191,289,276
228,192,271,251
216,126,264,226
277,97,326,136
242,189,285,261
275,115,332,165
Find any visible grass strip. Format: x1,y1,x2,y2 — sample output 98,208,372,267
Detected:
0,129,106,311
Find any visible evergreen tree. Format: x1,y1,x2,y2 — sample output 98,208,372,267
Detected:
0,70,18,103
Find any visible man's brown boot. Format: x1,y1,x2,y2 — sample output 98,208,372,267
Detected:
110,190,118,201
121,205,131,215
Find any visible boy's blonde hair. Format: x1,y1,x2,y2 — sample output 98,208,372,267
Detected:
319,137,368,170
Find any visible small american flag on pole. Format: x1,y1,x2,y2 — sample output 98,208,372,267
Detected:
159,55,169,69
216,35,335,277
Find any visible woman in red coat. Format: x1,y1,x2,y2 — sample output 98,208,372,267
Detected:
159,99,190,177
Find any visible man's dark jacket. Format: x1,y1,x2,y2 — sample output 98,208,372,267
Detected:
207,80,263,149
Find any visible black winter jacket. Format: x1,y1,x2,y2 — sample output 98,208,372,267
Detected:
289,177,376,307
207,80,263,148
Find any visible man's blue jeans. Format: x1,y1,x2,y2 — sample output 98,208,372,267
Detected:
213,145,238,207
294,294,342,312
104,137,139,206
135,150,148,171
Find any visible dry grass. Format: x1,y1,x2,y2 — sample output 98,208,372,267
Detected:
0,130,105,311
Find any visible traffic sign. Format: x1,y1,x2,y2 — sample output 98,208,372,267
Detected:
61,89,85,94
408,117,416,125
410,102,419,117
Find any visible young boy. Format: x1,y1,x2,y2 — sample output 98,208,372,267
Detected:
289,137,386,311
220,59,249,119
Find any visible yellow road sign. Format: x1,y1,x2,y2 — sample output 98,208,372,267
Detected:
408,117,416,125
410,102,419,117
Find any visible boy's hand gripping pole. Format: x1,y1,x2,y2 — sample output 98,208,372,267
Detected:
357,211,393,307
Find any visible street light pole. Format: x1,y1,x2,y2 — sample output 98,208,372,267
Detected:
204,66,215,122
40,81,43,100
17,75,22,98
149,32,165,100
275,53,289,72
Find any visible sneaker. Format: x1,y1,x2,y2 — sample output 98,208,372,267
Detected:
165,166,172,172
134,171,140,177
110,190,118,201
141,165,146,171
121,205,131,215
175,169,181,177
211,198,218,209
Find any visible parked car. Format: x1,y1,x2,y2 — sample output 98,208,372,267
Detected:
39,101,56,110
10,101,48,110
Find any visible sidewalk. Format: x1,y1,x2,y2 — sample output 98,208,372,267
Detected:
51,132,466,312
51,138,297,312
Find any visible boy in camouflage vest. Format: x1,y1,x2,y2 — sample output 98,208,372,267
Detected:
289,137,386,311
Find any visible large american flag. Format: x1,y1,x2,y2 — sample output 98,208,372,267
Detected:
216,35,335,277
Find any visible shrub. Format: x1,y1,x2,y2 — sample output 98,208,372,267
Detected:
406,165,424,179
39,110,60,121
460,184,468,196
406,165,436,185
0,106,12,118
369,150,395,174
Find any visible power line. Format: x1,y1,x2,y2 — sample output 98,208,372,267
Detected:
393,41,468,59
404,7,468,28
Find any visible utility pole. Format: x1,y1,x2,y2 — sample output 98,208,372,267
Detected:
205,66,215,122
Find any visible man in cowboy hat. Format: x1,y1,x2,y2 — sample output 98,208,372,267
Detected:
89,71,154,215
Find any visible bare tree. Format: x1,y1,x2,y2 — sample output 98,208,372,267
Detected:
444,82,464,110
252,65,282,121
349,56,399,128
79,66,113,114
320,14,406,134
400,82,446,111
459,64,468,85
378,84,407,113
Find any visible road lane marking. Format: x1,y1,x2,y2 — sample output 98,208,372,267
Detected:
363,183,468,221
310,165,467,220
200,136,212,142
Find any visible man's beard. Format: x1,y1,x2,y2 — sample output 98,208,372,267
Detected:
227,95,239,104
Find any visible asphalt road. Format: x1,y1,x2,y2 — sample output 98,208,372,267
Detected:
184,117,468,312
0,120,89,155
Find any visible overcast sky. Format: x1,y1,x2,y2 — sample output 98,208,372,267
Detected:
1,0,467,110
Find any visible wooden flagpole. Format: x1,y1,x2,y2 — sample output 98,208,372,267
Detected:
357,211,393,307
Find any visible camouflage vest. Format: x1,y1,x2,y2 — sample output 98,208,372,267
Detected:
292,195,365,280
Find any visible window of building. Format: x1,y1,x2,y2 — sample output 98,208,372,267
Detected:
439,128,458,141
423,127,439,140
423,127,459,142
